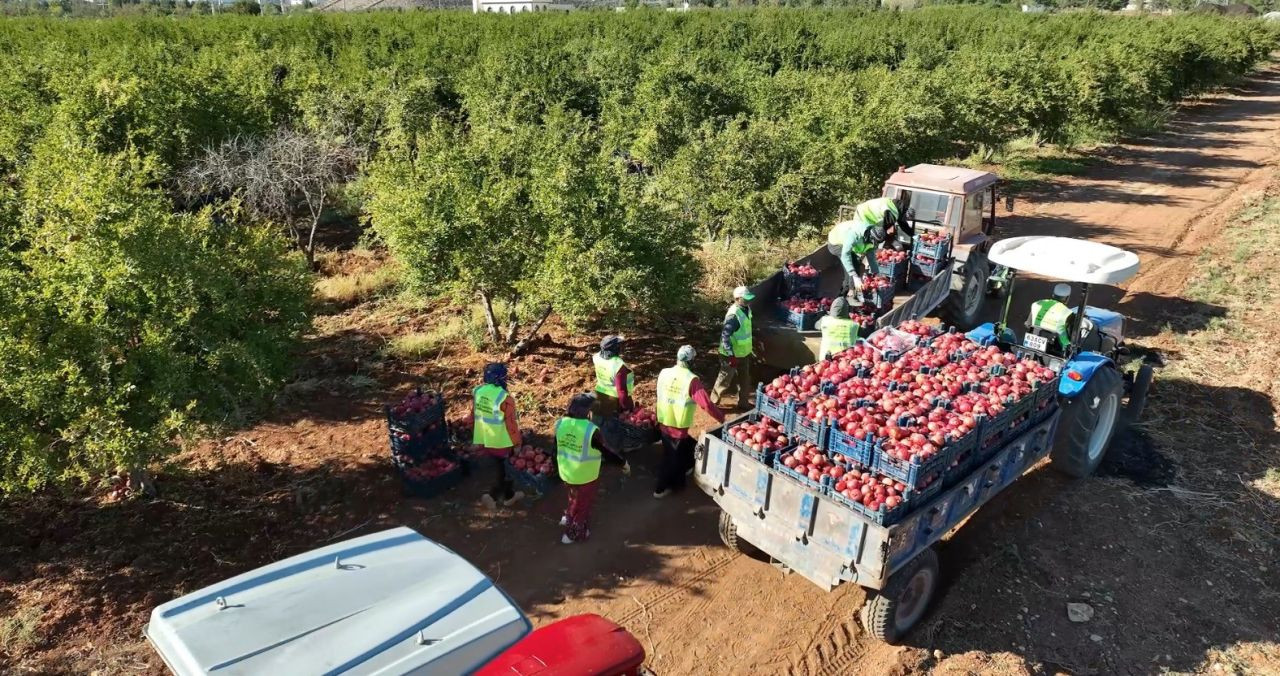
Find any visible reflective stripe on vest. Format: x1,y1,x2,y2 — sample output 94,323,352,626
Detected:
1031,300,1073,349
472,384,513,449
592,353,634,398
819,317,860,360
719,305,753,357
556,417,601,485
655,365,697,430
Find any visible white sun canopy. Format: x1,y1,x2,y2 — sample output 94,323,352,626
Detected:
988,236,1140,285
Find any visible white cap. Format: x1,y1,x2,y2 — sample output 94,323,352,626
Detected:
677,345,696,363
732,285,756,301
1053,283,1072,299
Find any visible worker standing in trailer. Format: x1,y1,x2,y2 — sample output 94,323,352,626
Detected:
816,297,861,360
653,345,725,499
828,196,907,298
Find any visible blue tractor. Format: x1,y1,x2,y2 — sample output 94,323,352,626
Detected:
968,236,1155,476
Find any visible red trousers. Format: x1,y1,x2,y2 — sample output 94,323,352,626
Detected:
563,480,598,542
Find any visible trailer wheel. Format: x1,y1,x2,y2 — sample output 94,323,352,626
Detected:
1125,363,1154,422
1052,366,1123,478
718,511,766,560
860,548,939,644
940,253,988,328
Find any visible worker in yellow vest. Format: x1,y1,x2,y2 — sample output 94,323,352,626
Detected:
711,286,756,410
471,362,524,511
1026,283,1077,355
816,297,861,360
591,334,635,419
653,346,725,499
828,196,908,298
555,393,630,544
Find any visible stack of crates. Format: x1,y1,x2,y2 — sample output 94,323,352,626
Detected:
386,388,467,498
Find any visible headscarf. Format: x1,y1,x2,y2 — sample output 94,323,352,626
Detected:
599,334,623,359
567,393,595,419
483,362,508,389
829,296,850,319
677,345,696,365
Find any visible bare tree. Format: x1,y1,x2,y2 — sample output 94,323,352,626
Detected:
179,129,361,268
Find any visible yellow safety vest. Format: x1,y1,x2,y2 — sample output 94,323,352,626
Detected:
472,384,513,449
555,416,601,485
656,364,698,430
819,317,860,360
1030,299,1074,350
592,353,635,399
720,305,753,358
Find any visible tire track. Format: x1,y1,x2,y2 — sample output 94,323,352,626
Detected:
612,552,738,625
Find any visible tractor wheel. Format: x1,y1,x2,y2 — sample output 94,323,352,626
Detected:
859,548,939,644
940,252,989,329
1051,366,1123,478
1125,363,1154,422
718,511,766,560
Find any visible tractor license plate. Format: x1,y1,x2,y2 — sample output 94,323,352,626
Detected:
1022,333,1048,352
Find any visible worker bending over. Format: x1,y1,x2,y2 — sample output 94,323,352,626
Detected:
472,362,524,511
653,346,725,499
816,297,861,360
828,196,908,297
555,393,630,544
711,286,755,410
592,334,635,419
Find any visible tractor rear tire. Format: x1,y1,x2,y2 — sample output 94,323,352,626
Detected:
719,511,766,560
1052,366,1123,478
860,548,939,644
940,252,989,329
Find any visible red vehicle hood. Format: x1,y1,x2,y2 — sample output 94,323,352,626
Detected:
476,614,645,676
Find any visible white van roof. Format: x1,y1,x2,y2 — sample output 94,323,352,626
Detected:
144,527,530,675
988,236,1140,285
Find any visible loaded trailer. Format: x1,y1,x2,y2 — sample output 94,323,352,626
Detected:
696,236,1150,644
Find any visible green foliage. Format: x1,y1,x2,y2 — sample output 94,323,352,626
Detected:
0,136,309,493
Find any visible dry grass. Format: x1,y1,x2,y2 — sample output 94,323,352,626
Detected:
314,262,400,305
0,604,44,654
695,237,815,302
383,312,487,359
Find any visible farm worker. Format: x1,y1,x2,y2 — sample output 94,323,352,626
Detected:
711,286,755,410
817,297,861,360
1026,283,1076,353
556,393,631,544
472,362,525,511
653,345,725,499
828,196,904,294
591,334,635,419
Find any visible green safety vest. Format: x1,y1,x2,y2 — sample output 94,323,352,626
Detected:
472,384,514,449
1030,299,1074,350
720,305,753,358
819,317,860,360
828,220,875,256
592,353,635,399
656,364,697,430
555,416,601,485
855,197,899,229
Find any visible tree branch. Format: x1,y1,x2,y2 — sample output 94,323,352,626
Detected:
478,290,499,343
511,303,552,356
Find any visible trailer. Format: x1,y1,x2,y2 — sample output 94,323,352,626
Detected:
748,164,1010,372
697,236,1148,644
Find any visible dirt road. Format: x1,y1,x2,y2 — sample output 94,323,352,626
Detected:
5,66,1280,676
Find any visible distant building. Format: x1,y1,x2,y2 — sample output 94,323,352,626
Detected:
473,0,572,11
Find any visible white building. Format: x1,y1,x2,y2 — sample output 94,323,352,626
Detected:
473,0,571,12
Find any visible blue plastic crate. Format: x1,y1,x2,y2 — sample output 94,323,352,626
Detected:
774,306,822,331
827,426,875,467
504,458,561,497
720,412,790,463
398,460,468,499
388,422,451,460
913,234,952,261
754,383,793,424
772,454,834,493
911,254,950,278
865,283,894,311
787,404,830,448
782,267,820,298
827,478,937,527
875,257,907,289
873,434,965,492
